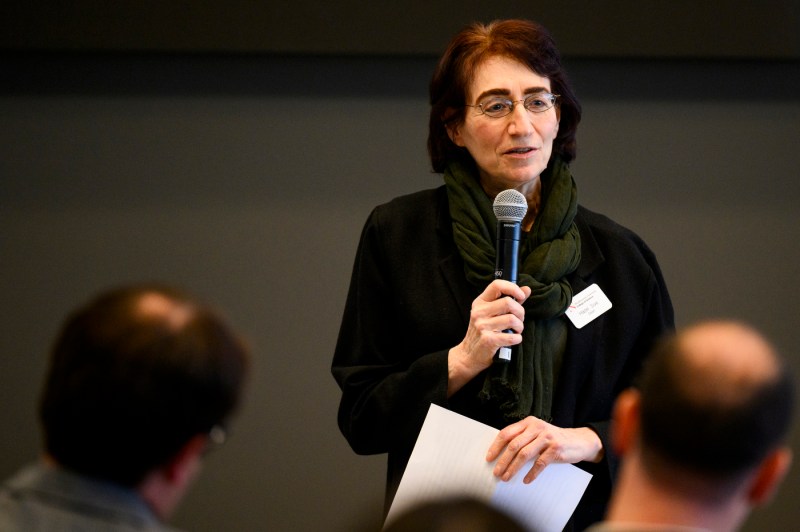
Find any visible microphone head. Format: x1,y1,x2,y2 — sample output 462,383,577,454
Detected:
493,189,528,222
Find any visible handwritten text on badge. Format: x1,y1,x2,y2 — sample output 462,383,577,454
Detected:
565,284,612,329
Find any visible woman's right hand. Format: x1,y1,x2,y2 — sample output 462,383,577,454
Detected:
447,279,531,396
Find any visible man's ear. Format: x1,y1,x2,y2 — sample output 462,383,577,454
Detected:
611,388,641,457
163,434,208,486
747,447,792,506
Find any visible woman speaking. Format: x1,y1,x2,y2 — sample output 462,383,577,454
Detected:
332,19,674,530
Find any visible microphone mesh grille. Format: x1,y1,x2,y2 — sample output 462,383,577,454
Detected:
493,189,528,222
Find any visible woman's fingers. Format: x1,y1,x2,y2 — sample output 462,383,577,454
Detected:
486,418,604,484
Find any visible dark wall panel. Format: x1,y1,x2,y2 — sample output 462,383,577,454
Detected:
2,1,800,58
1,53,799,532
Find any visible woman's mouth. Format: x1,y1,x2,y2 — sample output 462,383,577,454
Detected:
504,147,535,155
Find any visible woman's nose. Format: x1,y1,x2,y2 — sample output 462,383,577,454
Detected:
507,104,534,136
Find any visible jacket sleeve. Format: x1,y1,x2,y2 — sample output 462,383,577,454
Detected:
591,234,675,482
331,204,452,456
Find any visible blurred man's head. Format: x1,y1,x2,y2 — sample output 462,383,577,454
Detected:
383,497,527,532
39,284,250,516
612,320,795,527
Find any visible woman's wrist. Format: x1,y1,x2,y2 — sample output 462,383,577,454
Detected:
447,345,479,397
578,426,605,463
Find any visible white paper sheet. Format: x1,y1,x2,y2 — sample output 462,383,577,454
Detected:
384,404,592,532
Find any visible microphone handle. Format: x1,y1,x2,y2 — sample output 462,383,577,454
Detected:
494,221,521,362
495,221,520,283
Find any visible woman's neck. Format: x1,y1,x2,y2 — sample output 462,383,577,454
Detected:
518,178,541,232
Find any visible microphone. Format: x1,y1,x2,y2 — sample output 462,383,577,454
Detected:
492,189,528,362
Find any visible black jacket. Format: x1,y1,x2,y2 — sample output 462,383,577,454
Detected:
332,186,674,530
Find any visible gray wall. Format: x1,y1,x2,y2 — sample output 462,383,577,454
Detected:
3,1,799,58
2,52,800,531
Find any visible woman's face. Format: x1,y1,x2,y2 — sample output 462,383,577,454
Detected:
448,56,560,197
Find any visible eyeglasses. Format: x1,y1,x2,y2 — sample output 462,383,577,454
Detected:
203,424,228,456
466,92,559,118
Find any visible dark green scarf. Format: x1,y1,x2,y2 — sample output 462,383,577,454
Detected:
444,157,581,423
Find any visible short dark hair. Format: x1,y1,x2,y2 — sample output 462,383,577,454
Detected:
39,284,249,486
383,497,527,532
638,330,795,481
428,19,581,173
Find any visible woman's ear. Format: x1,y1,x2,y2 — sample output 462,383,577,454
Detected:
446,122,463,147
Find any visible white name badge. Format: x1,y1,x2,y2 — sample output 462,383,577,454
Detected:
565,283,612,329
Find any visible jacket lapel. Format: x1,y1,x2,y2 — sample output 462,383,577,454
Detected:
434,187,475,328
557,208,607,421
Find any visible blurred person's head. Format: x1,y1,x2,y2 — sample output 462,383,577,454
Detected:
610,320,795,530
39,284,250,518
383,497,528,532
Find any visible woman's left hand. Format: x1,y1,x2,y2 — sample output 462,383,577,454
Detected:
485,416,604,484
